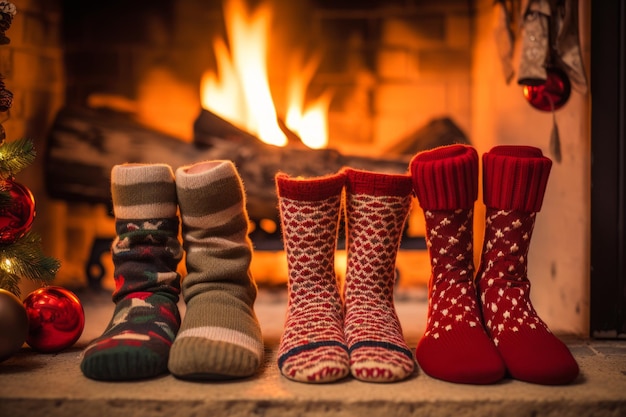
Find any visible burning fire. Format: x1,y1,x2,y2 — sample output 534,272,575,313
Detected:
200,0,330,149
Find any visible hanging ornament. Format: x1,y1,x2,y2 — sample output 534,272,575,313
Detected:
522,66,570,163
0,1,16,45
523,66,571,112
0,288,28,361
0,179,35,243
23,286,84,353
0,77,13,113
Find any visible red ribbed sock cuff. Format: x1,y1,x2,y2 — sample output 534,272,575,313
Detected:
343,168,412,197
482,145,552,212
275,171,346,201
410,144,478,210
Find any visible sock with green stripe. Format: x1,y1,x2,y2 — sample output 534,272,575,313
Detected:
343,168,416,382
80,163,183,381
168,160,264,380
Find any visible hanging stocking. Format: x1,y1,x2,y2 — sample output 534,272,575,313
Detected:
554,0,588,93
517,0,551,86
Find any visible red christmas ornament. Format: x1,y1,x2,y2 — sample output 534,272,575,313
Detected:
23,286,85,353
0,179,35,243
523,67,571,112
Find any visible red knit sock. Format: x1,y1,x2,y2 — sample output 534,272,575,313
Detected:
410,145,506,384
276,172,350,383
477,145,579,385
343,168,416,382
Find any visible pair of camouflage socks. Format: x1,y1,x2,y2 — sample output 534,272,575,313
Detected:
276,144,578,385
80,161,264,381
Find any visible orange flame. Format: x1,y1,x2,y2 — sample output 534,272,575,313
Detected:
200,0,329,148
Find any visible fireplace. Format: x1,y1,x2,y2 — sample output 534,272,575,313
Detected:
47,0,479,291
6,0,600,337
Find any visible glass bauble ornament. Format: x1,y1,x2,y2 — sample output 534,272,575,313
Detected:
23,286,84,353
523,67,571,112
0,179,35,243
0,288,28,361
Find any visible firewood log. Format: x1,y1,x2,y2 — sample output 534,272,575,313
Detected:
45,106,411,221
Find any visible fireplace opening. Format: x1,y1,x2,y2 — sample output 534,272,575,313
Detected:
48,0,476,290
6,0,593,336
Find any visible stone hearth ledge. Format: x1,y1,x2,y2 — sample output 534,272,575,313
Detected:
0,289,624,417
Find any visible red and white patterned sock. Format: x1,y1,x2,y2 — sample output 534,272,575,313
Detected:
477,145,579,385
343,168,416,382
276,172,350,383
410,145,506,384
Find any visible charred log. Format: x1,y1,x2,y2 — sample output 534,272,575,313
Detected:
45,106,411,221
384,117,471,155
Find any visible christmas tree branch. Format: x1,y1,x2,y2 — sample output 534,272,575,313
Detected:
0,269,20,297
0,138,36,178
0,232,60,297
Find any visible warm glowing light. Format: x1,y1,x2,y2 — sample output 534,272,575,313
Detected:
201,38,245,131
286,94,331,149
200,0,329,148
285,54,331,149
2,258,12,272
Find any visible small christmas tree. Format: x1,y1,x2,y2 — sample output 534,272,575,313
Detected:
0,1,60,297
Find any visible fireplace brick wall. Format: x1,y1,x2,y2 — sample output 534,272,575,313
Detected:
314,1,473,153
60,0,473,150
40,0,474,290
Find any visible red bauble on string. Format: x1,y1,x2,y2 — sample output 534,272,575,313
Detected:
523,67,571,112
0,179,35,243
23,286,85,353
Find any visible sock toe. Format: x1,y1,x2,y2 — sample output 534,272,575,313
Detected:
416,335,506,384
278,344,350,383
349,344,416,382
81,347,168,381
169,337,262,379
498,335,579,385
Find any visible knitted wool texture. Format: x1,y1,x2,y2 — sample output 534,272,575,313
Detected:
168,160,264,380
80,164,182,381
477,145,579,385
276,172,350,383
343,168,416,382
411,145,506,384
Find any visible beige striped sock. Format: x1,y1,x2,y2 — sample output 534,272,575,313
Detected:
168,160,264,380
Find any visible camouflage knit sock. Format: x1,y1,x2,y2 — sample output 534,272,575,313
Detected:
343,168,416,382
168,160,264,380
276,171,350,383
80,164,182,381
